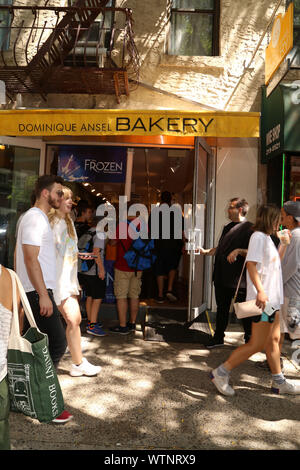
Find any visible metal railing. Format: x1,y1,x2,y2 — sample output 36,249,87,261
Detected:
0,4,139,97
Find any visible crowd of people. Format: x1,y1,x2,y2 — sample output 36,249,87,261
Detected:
0,174,300,449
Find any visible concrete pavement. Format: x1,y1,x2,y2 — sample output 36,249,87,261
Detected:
9,320,300,451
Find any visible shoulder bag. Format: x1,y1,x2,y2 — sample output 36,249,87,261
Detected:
7,269,64,422
233,259,262,319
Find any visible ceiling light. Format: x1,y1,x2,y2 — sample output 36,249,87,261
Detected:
169,157,181,174
170,163,180,173
91,189,95,193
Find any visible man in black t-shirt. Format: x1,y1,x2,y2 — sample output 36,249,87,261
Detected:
201,198,253,348
74,200,94,239
149,191,184,303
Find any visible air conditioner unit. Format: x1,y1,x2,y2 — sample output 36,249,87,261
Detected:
65,42,107,67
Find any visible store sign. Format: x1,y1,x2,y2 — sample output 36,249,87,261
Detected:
58,145,126,183
265,2,294,85
261,85,284,162
265,123,282,157
0,109,260,138
261,82,300,163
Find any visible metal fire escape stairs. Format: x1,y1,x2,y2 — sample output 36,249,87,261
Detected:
0,0,139,101
22,0,110,99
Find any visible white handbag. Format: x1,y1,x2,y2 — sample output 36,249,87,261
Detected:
233,260,262,319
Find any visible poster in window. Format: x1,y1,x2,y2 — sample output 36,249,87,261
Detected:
58,145,127,183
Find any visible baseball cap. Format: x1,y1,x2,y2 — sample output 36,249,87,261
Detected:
283,201,300,222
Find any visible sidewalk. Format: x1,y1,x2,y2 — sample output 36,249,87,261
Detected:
9,321,300,451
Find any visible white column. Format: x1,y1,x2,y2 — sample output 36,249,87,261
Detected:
125,147,134,201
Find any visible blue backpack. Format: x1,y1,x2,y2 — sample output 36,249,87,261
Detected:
122,237,156,272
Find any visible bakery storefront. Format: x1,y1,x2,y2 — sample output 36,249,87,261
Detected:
0,108,259,322
261,84,300,206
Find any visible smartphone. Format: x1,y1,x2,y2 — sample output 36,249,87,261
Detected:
263,302,277,316
78,253,98,258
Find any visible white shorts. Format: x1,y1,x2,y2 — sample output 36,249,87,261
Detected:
279,297,300,340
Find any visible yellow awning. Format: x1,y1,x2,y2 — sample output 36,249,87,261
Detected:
0,109,260,138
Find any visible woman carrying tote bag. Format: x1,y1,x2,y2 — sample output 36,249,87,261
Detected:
210,204,300,397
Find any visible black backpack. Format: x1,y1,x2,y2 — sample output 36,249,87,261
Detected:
78,229,95,272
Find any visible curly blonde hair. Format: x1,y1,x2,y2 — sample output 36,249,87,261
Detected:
48,186,76,239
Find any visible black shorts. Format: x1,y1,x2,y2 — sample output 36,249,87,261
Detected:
154,246,182,276
78,273,106,299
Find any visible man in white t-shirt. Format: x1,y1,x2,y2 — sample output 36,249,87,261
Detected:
16,175,73,424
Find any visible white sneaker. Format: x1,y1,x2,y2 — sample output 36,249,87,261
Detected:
210,368,235,397
70,358,102,377
271,380,300,395
166,291,177,302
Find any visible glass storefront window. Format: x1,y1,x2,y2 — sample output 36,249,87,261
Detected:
0,145,40,268
289,156,300,200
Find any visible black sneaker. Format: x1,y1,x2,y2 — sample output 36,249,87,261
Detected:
127,322,136,331
155,296,165,303
206,337,224,349
109,325,131,335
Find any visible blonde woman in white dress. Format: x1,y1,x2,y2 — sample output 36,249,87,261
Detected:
49,187,101,377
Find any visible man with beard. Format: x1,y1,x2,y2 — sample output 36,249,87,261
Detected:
15,175,72,423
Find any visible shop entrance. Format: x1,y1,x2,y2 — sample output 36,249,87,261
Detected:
45,136,215,322
0,134,215,324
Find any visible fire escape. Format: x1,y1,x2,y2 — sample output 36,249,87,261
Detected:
0,1,140,103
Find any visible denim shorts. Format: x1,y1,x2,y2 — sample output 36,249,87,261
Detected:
252,311,277,324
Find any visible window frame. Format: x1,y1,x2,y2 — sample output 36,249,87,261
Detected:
168,0,220,57
67,0,116,40
293,0,300,48
0,0,13,52
285,0,300,49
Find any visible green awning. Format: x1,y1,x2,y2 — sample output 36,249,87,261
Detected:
261,83,300,163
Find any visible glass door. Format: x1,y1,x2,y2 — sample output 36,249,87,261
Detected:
0,136,45,268
187,137,215,322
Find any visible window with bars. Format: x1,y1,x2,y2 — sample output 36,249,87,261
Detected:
168,0,220,56
65,0,116,66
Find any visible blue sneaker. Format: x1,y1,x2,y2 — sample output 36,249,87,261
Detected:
86,320,103,330
87,323,107,337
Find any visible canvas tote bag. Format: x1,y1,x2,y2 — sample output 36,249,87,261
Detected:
6,269,64,422
233,259,262,319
